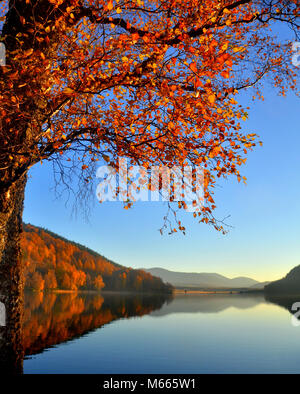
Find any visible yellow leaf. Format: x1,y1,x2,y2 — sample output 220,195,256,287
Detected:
221,43,228,51
233,46,245,53
107,1,113,11
116,7,122,14
24,48,33,57
208,94,216,104
63,87,74,94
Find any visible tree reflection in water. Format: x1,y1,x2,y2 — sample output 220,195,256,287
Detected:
0,291,173,374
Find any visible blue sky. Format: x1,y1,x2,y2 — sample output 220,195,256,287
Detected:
23,87,300,282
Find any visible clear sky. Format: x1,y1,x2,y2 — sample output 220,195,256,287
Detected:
23,85,300,283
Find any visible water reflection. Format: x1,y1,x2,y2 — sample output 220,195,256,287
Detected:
265,294,300,319
1,291,173,374
23,292,173,357
150,293,266,316
2,291,300,374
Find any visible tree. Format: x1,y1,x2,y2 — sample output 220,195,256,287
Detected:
44,269,58,289
93,274,105,290
0,0,299,371
28,271,45,291
60,272,72,290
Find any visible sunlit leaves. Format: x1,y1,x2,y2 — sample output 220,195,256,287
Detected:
0,0,299,234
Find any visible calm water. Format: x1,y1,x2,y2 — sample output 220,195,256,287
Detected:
22,292,300,374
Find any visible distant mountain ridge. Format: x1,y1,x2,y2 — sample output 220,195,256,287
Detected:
143,267,261,289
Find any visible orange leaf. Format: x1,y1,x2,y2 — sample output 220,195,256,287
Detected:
190,62,197,73
208,94,216,104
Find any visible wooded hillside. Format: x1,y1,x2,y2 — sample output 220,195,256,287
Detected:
21,223,173,293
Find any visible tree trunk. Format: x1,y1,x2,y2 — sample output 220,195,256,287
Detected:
0,173,27,374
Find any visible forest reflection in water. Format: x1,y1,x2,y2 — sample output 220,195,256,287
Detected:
2,291,300,374
23,291,173,358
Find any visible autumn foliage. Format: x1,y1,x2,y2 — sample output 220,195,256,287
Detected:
1,0,299,234
21,223,173,292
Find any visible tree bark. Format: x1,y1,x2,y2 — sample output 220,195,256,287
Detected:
0,173,27,374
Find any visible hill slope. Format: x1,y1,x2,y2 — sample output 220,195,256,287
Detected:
143,267,260,289
264,265,300,295
250,281,270,290
21,224,173,293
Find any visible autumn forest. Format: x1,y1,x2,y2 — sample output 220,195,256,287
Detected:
22,223,173,293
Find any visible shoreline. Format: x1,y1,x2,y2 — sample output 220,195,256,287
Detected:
24,288,174,296
174,289,241,295
24,288,267,296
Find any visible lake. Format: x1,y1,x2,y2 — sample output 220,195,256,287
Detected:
22,291,300,374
